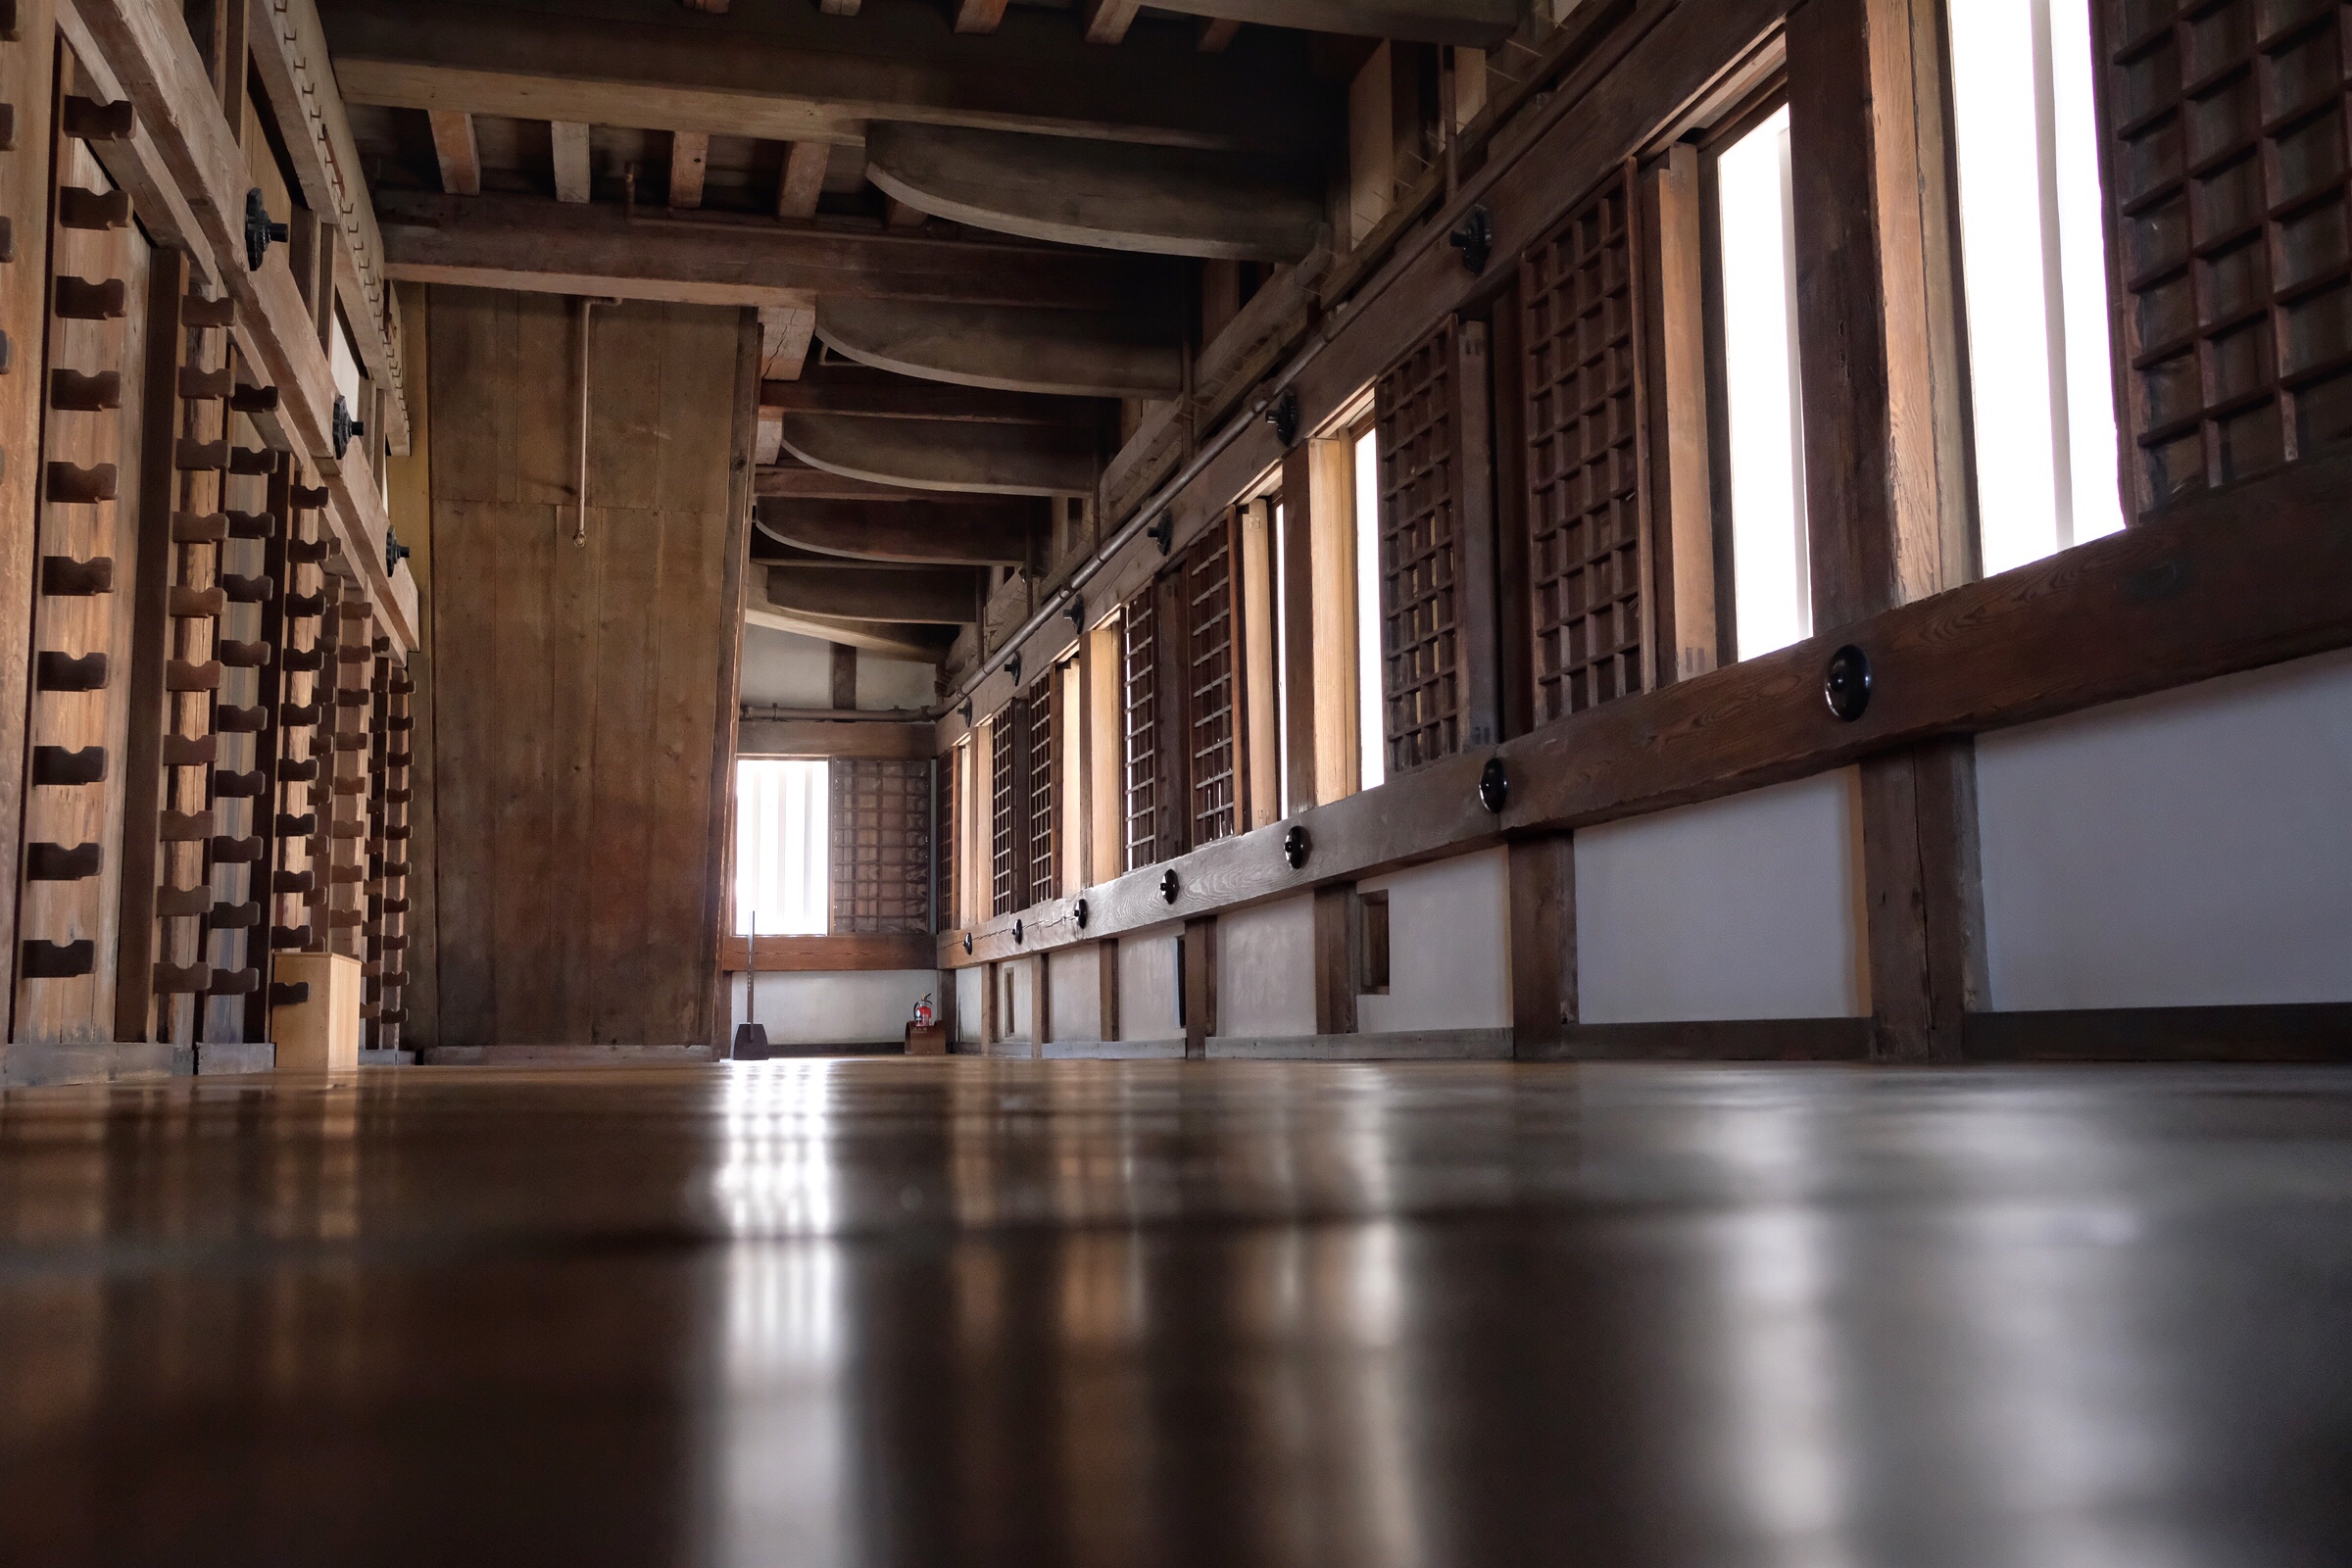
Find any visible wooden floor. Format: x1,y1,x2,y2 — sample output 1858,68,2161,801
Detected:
3,1058,2350,1565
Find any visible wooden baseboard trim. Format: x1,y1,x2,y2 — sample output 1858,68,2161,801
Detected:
0,1041,191,1089
1964,1004,2352,1062
1520,1018,1875,1061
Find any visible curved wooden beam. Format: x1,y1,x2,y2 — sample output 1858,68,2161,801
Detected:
864,122,1324,262
766,564,982,624
1148,0,1522,46
757,498,1038,565
817,298,1182,398
745,605,955,662
776,413,1099,496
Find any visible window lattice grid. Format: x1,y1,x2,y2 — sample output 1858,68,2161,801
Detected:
2101,0,2352,509
830,760,934,934
937,750,956,931
990,704,1022,917
1025,671,1056,908
1185,524,1241,846
1375,320,1466,774
1121,593,1160,872
1522,170,1646,722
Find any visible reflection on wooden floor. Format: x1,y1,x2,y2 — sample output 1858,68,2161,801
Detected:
3,1059,2350,1565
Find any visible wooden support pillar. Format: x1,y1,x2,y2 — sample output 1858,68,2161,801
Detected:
1181,916,1215,1057
1789,0,1984,1063
1311,884,1357,1035
1028,952,1049,1057
1280,436,1356,811
1506,833,1575,1057
1096,937,1120,1042
1642,145,1720,686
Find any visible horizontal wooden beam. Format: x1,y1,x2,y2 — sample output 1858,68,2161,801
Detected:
817,297,1184,397
760,370,1109,425
319,0,1335,152
777,413,1100,496
720,932,937,971
756,464,954,503
376,191,1183,312
766,564,981,624
738,718,938,760
944,447,2352,963
757,498,1038,564
1147,0,1521,46
866,122,1325,261
1962,1004,2352,1063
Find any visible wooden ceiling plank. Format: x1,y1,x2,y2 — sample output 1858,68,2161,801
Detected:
777,412,1101,496
757,497,1039,565
376,190,1183,311
864,122,1323,261
777,140,829,220
816,297,1183,398
551,120,592,202
428,108,481,196
320,0,1335,154
669,129,710,209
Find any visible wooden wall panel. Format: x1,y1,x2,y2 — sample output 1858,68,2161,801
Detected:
423,287,748,1046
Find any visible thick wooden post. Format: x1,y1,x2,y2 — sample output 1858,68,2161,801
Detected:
1311,883,1357,1036
1789,0,1985,1063
1507,834,1576,1057
1182,915,1215,1057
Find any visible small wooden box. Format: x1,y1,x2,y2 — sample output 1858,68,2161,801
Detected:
905,1023,949,1056
270,953,365,1071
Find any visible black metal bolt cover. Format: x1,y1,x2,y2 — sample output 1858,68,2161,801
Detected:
243,187,287,272
1013,918,1024,944
1449,205,1494,274
1824,644,1873,722
1074,897,1090,930
1478,757,1508,813
1266,388,1301,448
1283,824,1310,870
331,394,366,461
962,932,973,956
1158,868,1180,904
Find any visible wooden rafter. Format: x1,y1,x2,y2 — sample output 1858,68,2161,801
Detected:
954,0,1013,32
776,141,828,220
668,129,710,208
427,109,480,194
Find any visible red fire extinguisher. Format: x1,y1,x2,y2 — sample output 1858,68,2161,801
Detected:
912,993,935,1030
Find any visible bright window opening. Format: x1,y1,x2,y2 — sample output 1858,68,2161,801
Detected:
1717,105,1812,662
1273,501,1292,817
734,760,828,936
1352,427,1385,790
1948,0,2123,575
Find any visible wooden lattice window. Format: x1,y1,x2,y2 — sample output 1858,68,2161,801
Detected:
936,750,956,931
2100,0,2352,509
990,703,1022,916
1183,519,1243,845
831,760,933,934
1025,671,1055,907
1376,321,1468,772
1522,170,1647,722
1121,590,1161,871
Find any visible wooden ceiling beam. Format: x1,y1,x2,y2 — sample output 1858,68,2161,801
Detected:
427,109,480,195
757,463,953,503
759,307,815,382
669,129,709,209
760,368,1111,424
550,120,592,202
1083,0,1144,43
864,122,1324,261
954,0,1013,32
746,605,955,662
376,191,1183,311
757,498,1039,565
768,564,983,624
1145,0,1520,45
318,0,1334,154
816,297,1184,398
777,413,1101,496
776,141,829,220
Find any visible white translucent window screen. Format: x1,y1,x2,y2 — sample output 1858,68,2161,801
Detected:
1351,428,1386,789
1718,106,1812,662
1948,0,2124,575
734,760,828,936
330,308,365,412
1272,502,1291,817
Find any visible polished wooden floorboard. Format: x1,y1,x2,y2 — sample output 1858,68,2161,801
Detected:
3,1059,2349,1565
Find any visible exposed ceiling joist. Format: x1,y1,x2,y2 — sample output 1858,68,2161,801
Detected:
758,498,1040,565
428,109,481,194
376,191,1181,311
759,307,815,382
817,298,1183,398
1148,0,1522,45
777,142,829,220
864,122,1325,261
757,463,953,502
760,368,1108,424
1084,0,1143,43
318,0,1333,153
954,0,1013,32
778,413,1100,496
767,564,982,624
746,605,954,662
669,130,710,209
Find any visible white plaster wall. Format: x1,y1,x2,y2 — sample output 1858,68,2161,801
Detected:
1576,769,1867,1023
732,970,942,1046
1118,927,1182,1041
955,965,984,1044
1048,946,1102,1041
1977,648,2352,1010
738,623,835,709
1216,896,1318,1038
1357,849,1511,1033
858,656,936,710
